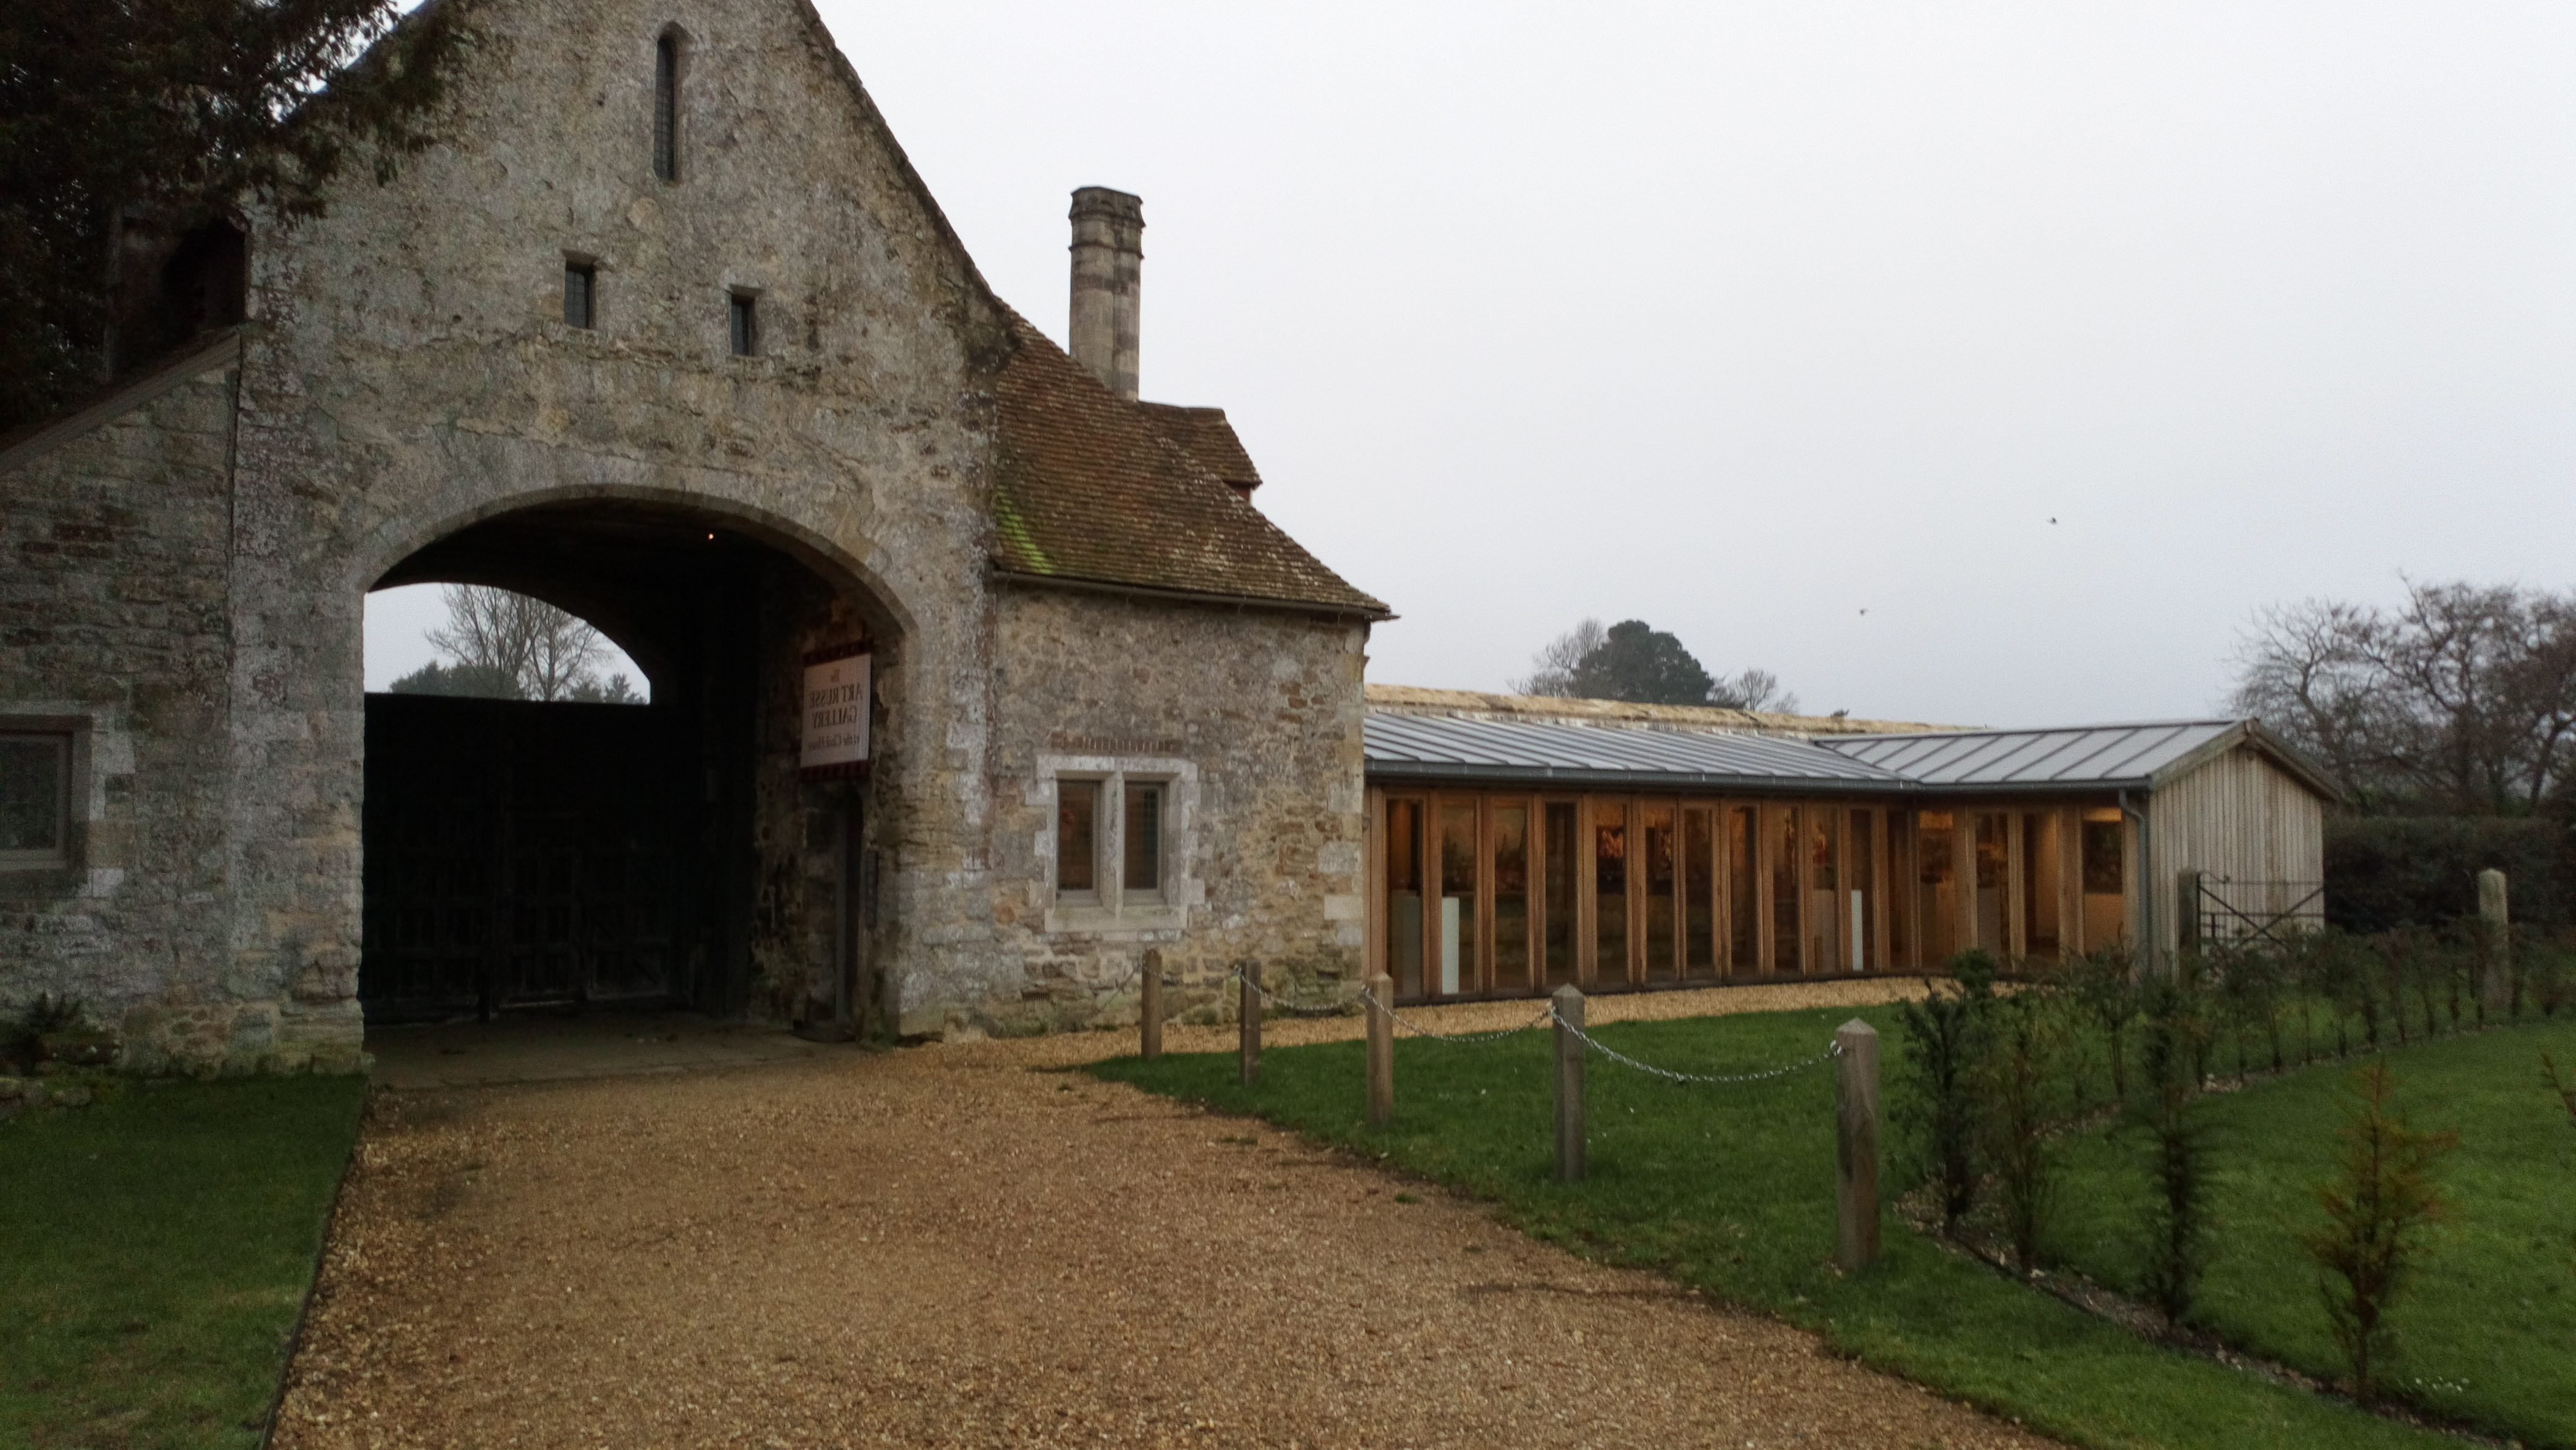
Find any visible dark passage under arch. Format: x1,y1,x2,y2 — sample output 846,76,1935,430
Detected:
361,498,889,1027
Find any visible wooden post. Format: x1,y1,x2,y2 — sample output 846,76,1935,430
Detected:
2175,869,2204,960
2478,869,2511,1016
1238,961,1261,1086
1834,1018,1882,1272
1365,973,1395,1126
1139,948,1163,1061
1553,985,1586,1182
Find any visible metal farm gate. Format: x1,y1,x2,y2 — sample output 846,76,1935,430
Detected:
2188,872,2325,951
361,694,694,1021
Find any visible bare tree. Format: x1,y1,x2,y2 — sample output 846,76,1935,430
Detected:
424,585,609,703
2231,579,2576,813
1514,618,1607,696
1712,667,1799,714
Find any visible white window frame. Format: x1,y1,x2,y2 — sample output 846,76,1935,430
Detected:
1036,753,1199,936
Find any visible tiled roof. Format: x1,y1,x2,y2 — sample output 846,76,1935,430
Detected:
990,312,1388,617
1139,404,1263,495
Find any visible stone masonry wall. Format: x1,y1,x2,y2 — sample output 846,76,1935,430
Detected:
970,585,1368,1038
0,355,316,1069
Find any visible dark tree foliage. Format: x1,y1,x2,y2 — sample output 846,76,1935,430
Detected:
2135,977,2218,1324
1896,951,1996,1233
1566,620,1715,705
388,659,523,699
2296,1062,2457,1401
1517,617,1795,711
0,0,466,430
2323,815,2572,931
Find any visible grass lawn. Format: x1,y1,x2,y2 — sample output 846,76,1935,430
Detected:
2051,1020,2576,1447
0,1075,365,1450
1095,1004,2477,1450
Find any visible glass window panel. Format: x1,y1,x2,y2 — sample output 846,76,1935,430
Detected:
1439,803,1478,996
2082,809,2126,950
1727,806,1758,974
1123,781,1162,896
653,34,681,181
1769,806,1803,974
1642,804,1677,982
1683,808,1716,977
2021,811,2062,962
1593,802,1628,983
0,735,68,858
1543,803,1578,986
1885,810,1912,970
1849,810,1876,972
1387,798,1425,998
1492,804,1530,992
1055,781,1098,895
1916,810,1955,965
563,262,595,328
1975,814,2009,956
1808,810,1839,975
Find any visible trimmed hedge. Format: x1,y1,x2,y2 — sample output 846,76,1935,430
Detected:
2323,814,2572,931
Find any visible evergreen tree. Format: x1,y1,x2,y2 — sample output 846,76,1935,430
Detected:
2,0,466,428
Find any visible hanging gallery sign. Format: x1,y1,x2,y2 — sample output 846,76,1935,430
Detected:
800,647,871,778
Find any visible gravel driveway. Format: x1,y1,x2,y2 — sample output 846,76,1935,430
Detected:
274,982,2056,1449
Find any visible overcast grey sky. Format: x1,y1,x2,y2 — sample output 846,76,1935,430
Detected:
375,3,2576,726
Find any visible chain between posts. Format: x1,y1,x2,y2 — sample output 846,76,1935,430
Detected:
1547,1005,1838,1086
1226,968,1554,1040
1216,968,1833,1081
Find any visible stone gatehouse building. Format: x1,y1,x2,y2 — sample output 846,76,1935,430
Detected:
0,0,1388,1072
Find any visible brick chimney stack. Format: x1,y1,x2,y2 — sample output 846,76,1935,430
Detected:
1068,187,1144,400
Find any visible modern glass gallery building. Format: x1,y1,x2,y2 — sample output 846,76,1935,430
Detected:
1360,689,2336,1004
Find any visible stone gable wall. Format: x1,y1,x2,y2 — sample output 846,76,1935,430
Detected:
1,0,1377,1065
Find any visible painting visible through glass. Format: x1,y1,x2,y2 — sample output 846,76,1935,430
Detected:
1916,810,1955,964
1593,803,1628,983
1642,804,1677,981
1544,802,1578,985
1683,808,1716,978
1771,806,1803,974
1492,804,1530,991
1385,798,1423,997
1807,811,1839,975
1439,804,1478,995
1727,806,1758,974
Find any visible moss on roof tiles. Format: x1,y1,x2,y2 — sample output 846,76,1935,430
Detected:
990,312,1388,618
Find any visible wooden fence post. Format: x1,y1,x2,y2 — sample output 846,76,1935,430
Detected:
2478,869,2512,1016
1238,961,1261,1086
1553,985,1586,1183
1834,1018,1882,1272
1366,972,1394,1126
1139,948,1163,1061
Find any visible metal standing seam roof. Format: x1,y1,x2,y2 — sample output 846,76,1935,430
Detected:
1816,721,2245,789
1363,713,1914,792
1365,714,2324,798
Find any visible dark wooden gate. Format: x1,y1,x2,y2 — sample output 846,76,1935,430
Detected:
362,694,693,1021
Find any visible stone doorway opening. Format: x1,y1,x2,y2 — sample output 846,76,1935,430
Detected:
359,497,894,1037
